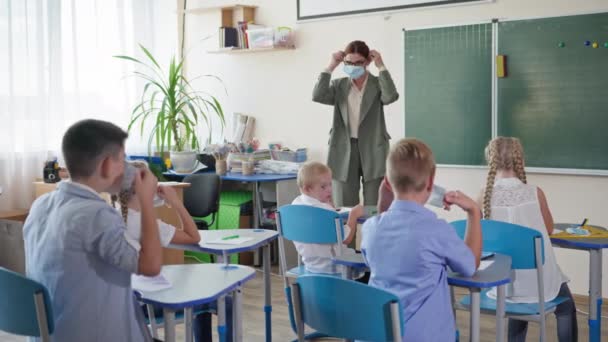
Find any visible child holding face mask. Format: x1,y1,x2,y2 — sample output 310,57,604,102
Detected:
312,40,399,209
112,161,200,249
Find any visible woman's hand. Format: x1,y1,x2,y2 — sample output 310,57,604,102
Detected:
327,51,345,72
369,50,385,69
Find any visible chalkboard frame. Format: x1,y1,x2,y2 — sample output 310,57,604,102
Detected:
297,0,491,21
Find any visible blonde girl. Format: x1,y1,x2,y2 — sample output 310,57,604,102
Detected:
482,137,577,342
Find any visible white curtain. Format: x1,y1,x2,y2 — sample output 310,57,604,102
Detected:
0,0,177,210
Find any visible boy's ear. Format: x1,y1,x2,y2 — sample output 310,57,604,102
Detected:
426,169,436,192
99,155,112,179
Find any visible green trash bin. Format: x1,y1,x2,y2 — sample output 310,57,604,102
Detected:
184,191,252,264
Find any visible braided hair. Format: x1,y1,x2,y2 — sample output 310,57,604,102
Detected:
111,160,149,224
483,137,527,218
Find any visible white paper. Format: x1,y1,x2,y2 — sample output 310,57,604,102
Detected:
477,260,494,271
132,274,172,292
552,228,563,235
158,181,183,186
205,236,254,245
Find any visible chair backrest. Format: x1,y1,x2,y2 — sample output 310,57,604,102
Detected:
292,274,403,342
0,267,54,340
276,205,344,244
183,173,221,218
451,219,545,270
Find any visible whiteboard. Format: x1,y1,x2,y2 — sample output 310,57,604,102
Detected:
297,0,487,20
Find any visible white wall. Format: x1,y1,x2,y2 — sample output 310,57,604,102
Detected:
184,0,608,296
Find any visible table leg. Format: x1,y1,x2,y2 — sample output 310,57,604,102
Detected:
218,295,226,342
253,181,262,266
470,289,481,342
496,284,506,342
450,287,459,342
588,249,603,342
263,244,272,342
185,307,193,342
146,304,159,338
162,308,176,342
234,287,243,342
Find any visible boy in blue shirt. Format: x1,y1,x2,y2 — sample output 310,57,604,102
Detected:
361,138,482,341
23,119,162,341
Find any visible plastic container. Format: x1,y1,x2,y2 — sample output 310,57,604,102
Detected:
270,148,307,162
274,27,294,47
247,27,274,49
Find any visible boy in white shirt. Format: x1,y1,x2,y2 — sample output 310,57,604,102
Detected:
292,161,363,274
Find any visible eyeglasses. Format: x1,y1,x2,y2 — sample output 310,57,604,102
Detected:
343,60,367,66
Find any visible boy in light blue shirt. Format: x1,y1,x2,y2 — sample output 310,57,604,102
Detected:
361,138,482,341
23,119,162,341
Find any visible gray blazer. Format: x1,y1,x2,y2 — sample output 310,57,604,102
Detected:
312,70,399,182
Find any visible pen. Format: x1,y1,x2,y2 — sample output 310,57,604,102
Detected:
222,235,240,240
580,218,588,228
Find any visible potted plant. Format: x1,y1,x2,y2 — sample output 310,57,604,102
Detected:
115,45,225,173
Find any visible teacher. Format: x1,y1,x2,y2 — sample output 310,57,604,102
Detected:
312,40,399,207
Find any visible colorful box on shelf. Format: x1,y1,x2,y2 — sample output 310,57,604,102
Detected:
247,26,294,49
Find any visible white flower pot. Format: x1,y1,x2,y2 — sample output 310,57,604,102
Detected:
170,151,198,173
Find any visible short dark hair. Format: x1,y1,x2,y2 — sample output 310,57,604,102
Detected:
62,119,128,179
344,40,370,59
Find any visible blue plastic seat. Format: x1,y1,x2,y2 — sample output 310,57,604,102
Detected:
460,289,567,315
292,274,403,342
0,267,54,341
277,205,347,341
451,219,567,340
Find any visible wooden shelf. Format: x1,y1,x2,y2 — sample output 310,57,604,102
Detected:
180,4,257,15
207,46,295,54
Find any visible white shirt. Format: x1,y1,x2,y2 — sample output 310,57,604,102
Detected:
291,194,355,274
347,73,368,139
122,208,176,251
487,178,567,303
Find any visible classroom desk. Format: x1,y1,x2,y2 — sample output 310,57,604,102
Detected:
133,263,255,342
164,171,300,266
169,228,278,342
551,223,608,342
332,253,512,342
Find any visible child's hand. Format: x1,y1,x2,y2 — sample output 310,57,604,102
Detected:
157,185,180,206
444,190,480,215
134,168,157,204
349,204,364,220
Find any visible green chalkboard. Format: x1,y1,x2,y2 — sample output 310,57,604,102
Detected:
498,13,608,170
404,24,492,165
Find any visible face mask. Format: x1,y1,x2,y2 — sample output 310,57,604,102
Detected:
121,162,137,193
121,161,165,207
427,184,446,208
343,65,366,79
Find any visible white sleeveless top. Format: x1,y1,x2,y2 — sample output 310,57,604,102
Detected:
487,178,567,303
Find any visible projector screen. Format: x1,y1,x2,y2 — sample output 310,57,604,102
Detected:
297,0,487,20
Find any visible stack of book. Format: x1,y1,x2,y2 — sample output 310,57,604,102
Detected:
218,23,266,50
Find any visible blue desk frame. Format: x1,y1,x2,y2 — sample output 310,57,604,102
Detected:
133,263,255,342
551,223,608,342
170,229,279,342
332,253,512,342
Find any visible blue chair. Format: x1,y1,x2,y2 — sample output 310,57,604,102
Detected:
0,267,54,341
276,205,346,341
291,274,403,342
451,219,567,341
